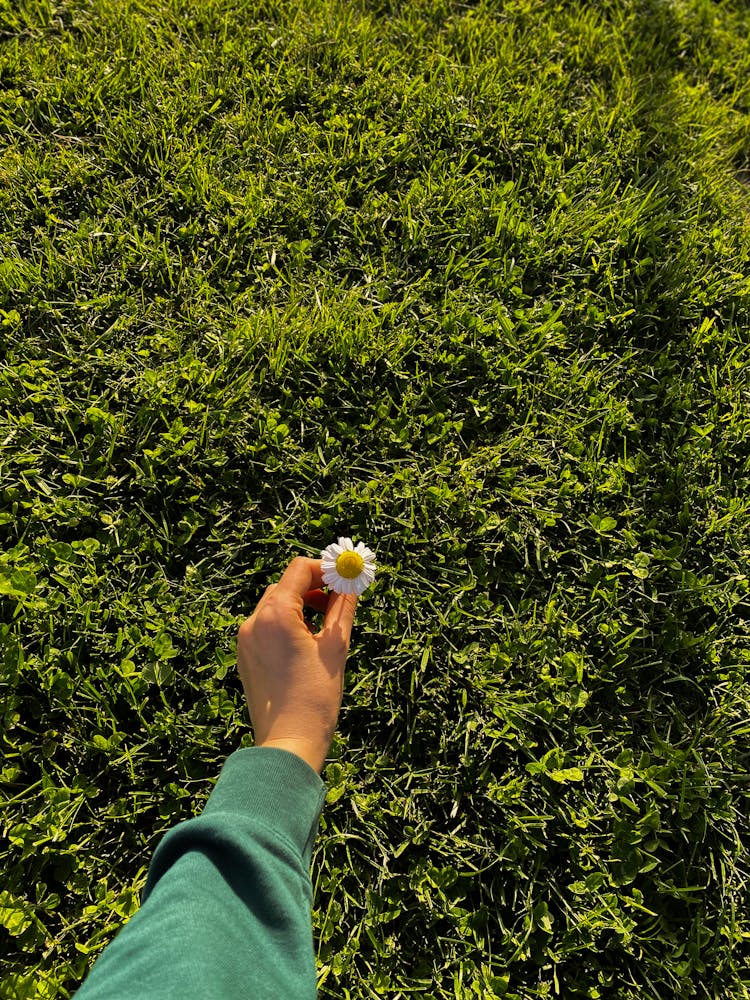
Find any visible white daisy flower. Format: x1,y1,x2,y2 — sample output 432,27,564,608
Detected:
320,536,377,595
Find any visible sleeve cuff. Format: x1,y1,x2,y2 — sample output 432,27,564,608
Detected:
202,747,327,868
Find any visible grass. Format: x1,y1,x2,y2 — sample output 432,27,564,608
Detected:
1,0,750,996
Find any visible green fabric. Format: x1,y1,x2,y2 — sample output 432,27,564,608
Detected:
74,747,327,1000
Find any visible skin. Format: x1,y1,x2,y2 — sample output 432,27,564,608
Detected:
236,557,358,774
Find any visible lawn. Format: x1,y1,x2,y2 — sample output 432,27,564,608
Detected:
1,0,750,996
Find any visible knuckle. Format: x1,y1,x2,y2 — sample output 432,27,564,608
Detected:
254,604,280,629
238,618,254,641
325,632,348,656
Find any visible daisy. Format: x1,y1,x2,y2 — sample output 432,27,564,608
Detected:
320,537,377,595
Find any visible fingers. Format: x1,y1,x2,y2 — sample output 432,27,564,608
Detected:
250,561,326,627
318,590,358,655
274,557,325,603
248,559,358,653
303,588,329,614
252,555,322,615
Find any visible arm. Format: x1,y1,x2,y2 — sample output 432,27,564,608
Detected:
74,558,358,1000
74,748,326,999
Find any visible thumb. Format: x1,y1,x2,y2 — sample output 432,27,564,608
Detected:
318,590,358,657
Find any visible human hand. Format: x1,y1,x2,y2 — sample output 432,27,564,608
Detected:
236,557,358,774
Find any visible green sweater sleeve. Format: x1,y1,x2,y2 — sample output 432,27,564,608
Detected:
73,747,327,1000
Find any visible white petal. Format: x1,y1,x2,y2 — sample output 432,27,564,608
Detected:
340,537,354,550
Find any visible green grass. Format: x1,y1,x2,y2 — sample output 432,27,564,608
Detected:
2,0,750,996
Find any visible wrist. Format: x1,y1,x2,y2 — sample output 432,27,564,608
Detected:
256,736,328,775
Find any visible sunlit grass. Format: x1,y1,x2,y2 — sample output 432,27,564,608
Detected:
2,0,750,997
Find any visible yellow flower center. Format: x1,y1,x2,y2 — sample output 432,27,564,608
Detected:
336,550,364,579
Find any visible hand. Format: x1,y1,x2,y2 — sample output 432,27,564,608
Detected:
236,557,358,774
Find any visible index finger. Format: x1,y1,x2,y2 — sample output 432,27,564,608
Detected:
273,557,325,604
